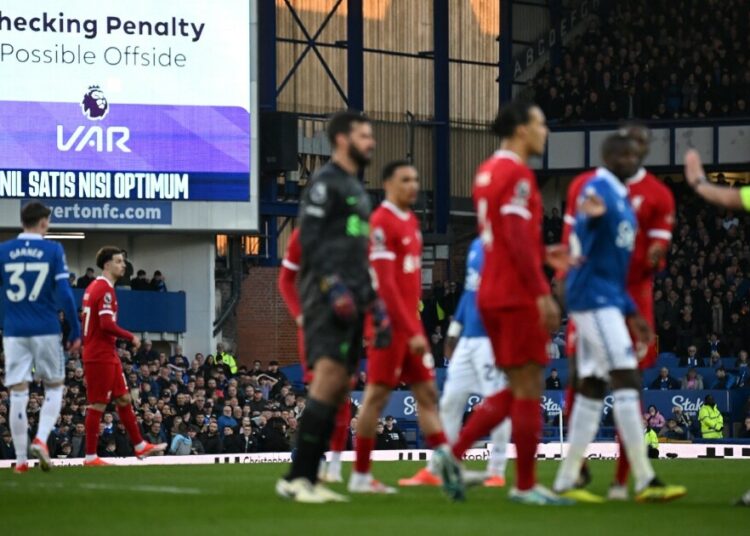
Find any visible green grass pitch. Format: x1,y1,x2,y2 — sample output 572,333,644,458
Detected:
1,459,748,535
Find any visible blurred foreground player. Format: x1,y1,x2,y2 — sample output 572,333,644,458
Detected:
0,202,81,473
684,148,750,507
552,134,685,503
558,123,676,499
276,111,391,504
278,227,352,483
82,247,167,466
435,100,570,505
349,161,462,496
399,237,510,488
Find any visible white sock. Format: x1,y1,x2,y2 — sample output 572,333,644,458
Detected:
613,389,655,492
488,419,511,477
328,452,342,475
135,441,146,451
429,389,467,474
554,394,603,492
36,385,64,444
10,390,30,464
85,454,98,462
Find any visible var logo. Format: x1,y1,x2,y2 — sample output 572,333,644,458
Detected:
56,85,131,153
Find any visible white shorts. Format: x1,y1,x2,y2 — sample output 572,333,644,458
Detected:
3,335,65,386
444,337,506,397
571,307,637,380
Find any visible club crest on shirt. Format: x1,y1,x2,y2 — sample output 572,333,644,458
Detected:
371,227,386,251
475,171,491,187
511,179,531,207
309,182,327,204
631,195,644,212
104,292,112,305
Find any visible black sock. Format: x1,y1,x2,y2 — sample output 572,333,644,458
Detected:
286,398,337,483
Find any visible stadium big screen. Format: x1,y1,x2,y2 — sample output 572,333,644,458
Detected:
0,0,259,231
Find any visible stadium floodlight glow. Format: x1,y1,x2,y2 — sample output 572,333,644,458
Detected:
45,232,85,240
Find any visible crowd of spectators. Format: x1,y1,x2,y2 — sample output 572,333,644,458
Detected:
71,251,167,292
529,0,750,123
0,338,414,460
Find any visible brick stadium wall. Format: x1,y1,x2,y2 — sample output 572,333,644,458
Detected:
235,267,299,368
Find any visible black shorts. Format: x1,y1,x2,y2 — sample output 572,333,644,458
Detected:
303,302,363,375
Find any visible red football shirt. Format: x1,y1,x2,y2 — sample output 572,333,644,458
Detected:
626,169,675,286
369,201,423,337
82,277,130,363
473,150,549,310
279,228,302,319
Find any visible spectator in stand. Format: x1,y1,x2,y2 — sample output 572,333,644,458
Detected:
735,350,750,370
266,361,287,384
680,368,704,390
145,422,167,447
116,250,134,287
658,320,677,354
135,340,159,367
188,426,204,454
381,416,407,450
0,429,15,460
375,422,389,450
658,419,687,441
201,421,223,454
650,367,679,390
711,367,737,390
76,267,96,289
130,270,151,291
170,423,192,455
703,333,727,358
707,352,723,369
699,395,724,439
213,343,238,376
237,423,258,453
679,345,704,368
739,417,750,439
222,427,242,453
672,406,693,439
643,405,666,432
545,369,562,390
150,271,167,292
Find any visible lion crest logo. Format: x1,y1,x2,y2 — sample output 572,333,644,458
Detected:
81,85,109,120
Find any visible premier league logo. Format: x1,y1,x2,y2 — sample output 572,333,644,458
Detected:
81,85,109,120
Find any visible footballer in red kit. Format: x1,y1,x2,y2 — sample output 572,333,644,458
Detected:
349,160,461,497
442,101,568,505
278,227,352,483
81,246,167,466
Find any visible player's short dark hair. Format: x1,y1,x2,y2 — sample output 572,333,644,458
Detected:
600,132,634,160
382,159,414,182
491,99,537,139
20,202,51,228
326,110,370,145
95,246,123,270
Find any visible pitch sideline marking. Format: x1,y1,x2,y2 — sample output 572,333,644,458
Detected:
0,481,206,495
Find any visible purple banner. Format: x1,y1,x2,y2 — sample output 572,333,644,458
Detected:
0,99,250,201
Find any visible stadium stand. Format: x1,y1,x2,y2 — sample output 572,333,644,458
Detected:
530,0,750,123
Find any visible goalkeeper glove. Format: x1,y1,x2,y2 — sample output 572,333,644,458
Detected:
321,275,357,324
371,298,392,348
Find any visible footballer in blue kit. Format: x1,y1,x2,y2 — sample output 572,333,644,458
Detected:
403,238,511,488
553,134,686,503
0,202,81,473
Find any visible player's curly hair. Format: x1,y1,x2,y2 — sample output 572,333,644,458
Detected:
95,246,123,269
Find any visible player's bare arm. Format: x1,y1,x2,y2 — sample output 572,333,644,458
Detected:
684,149,744,210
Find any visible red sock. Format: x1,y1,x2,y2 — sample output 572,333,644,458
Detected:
116,404,144,445
425,431,447,449
452,389,513,459
512,398,541,492
615,434,630,485
563,385,576,422
329,402,351,452
354,436,375,474
85,408,103,456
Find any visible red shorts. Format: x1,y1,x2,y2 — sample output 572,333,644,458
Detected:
367,330,435,388
480,306,549,369
629,280,656,369
84,360,128,404
565,320,577,358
